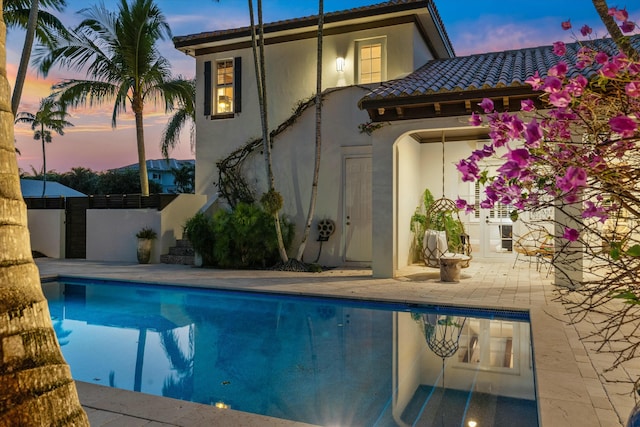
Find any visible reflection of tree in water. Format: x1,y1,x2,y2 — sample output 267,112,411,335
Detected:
52,319,72,346
161,327,194,400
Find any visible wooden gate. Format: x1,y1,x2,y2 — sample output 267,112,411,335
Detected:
65,197,89,259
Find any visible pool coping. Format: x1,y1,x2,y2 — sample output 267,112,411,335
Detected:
37,259,635,426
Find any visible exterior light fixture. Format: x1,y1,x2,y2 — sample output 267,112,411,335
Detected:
468,421,477,427
336,57,345,72
378,107,385,115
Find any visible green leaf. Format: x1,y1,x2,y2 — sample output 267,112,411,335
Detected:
626,244,640,257
611,291,640,305
610,247,621,260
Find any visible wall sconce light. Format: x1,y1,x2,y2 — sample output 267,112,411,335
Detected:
378,107,385,115
336,57,345,72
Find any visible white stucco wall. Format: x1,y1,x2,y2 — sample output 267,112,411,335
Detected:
86,209,161,263
241,87,373,266
27,209,65,258
194,21,430,199
396,135,422,267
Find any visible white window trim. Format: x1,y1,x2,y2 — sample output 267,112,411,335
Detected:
355,36,387,84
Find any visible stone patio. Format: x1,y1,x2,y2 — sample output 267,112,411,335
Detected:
35,257,640,427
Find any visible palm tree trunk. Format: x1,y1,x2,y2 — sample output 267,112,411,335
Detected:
11,0,39,117
249,0,288,262
592,0,638,59
0,3,88,423
296,0,324,261
41,123,46,197
134,104,150,196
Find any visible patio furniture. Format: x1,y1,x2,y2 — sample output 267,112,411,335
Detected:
440,253,471,282
512,228,553,271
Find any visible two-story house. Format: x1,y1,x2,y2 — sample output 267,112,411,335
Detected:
174,0,454,275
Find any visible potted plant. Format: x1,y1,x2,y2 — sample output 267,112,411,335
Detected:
136,226,157,264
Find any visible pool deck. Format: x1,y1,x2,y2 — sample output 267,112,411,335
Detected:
35,257,639,427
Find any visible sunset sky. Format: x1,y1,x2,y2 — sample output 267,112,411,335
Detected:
7,0,639,174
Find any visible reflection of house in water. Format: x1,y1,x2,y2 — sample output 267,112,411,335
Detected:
393,312,537,426
43,281,537,426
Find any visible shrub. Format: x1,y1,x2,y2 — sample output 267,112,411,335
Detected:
212,203,294,269
183,212,216,266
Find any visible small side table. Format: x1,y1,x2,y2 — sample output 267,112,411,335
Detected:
440,254,471,282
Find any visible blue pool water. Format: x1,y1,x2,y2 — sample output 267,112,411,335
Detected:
42,277,538,427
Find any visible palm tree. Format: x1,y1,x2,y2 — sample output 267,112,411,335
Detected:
0,3,88,424
296,0,324,262
248,0,289,263
15,96,73,197
4,0,69,116
591,0,638,59
161,78,195,159
35,0,193,196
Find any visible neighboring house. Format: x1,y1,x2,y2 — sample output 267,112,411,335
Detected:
174,0,637,278
113,159,195,194
173,0,454,273
20,179,86,198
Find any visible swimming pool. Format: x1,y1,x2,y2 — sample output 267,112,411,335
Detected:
42,277,538,427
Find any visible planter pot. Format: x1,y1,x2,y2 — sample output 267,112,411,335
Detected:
137,238,153,264
193,251,203,267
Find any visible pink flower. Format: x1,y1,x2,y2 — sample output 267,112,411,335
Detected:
525,71,543,90
609,115,637,137
621,20,636,33
580,25,592,36
521,99,535,112
626,82,640,97
609,7,629,22
455,198,467,210
595,52,609,64
582,201,608,223
469,112,482,126
566,75,587,97
456,159,480,182
548,62,568,77
561,20,571,30
553,41,566,56
556,166,587,192
549,90,572,108
543,76,563,93
525,118,543,146
600,61,620,78
479,98,494,113
563,227,580,242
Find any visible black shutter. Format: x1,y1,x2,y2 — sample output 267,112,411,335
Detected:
204,61,212,116
234,57,242,113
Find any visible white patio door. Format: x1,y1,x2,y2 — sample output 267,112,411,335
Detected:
344,156,372,262
476,181,514,258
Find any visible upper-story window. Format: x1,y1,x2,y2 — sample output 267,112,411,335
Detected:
216,59,234,114
204,57,241,117
356,37,386,84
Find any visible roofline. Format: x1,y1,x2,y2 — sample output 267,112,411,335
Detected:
174,0,454,57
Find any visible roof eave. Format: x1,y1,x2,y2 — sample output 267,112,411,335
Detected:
173,0,431,51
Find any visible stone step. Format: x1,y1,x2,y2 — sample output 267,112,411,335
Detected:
160,253,195,265
168,245,194,256
175,238,193,249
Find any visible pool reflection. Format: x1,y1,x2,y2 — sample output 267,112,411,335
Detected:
42,280,538,427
